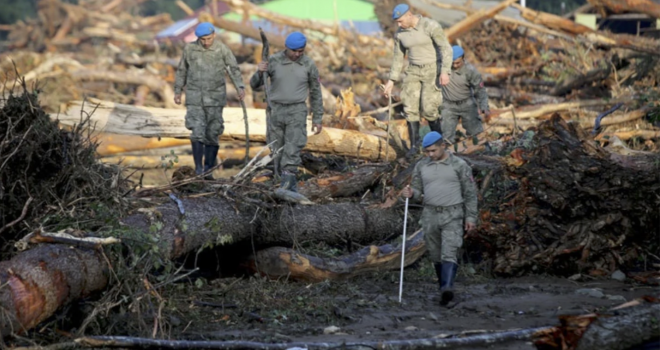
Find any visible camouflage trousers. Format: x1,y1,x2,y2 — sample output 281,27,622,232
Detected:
185,105,224,146
421,204,464,264
268,101,308,173
401,64,443,123
441,99,483,144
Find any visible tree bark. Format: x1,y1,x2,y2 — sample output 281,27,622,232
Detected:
248,230,426,282
121,198,404,260
0,245,107,336
298,164,390,200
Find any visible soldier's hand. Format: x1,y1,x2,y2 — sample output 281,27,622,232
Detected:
174,94,182,105
258,61,268,72
465,221,476,232
439,73,450,86
312,123,322,135
238,88,245,101
380,80,394,98
401,185,413,198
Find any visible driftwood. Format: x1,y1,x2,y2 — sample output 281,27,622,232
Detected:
53,99,397,161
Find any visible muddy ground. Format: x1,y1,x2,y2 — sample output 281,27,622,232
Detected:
66,255,657,350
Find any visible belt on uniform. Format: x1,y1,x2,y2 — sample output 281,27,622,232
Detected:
445,98,470,105
409,62,435,68
271,101,306,106
425,203,463,212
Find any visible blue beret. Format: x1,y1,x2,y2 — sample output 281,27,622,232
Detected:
285,32,307,50
195,22,215,37
422,131,443,148
452,45,464,61
392,4,410,19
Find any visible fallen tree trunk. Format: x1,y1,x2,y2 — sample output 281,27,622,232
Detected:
75,327,553,349
100,147,267,168
53,99,397,161
298,164,390,200
249,230,426,282
492,98,627,120
0,197,405,336
0,245,107,336
512,3,595,35
121,198,404,260
587,0,660,19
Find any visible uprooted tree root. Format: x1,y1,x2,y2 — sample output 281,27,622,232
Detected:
469,115,660,276
0,80,130,253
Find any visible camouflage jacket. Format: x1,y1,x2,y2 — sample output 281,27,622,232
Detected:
174,40,244,107
389,16,453,82
410,153,478,224
250,51,323,125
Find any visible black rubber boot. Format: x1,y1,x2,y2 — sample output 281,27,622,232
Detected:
203,144,219,179
440,261,458,306
429,118,442,134
433,262,443,289
280,171,298,192
406,121,420,159
191,141,205,175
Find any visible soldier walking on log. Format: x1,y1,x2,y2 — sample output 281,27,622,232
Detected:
250,32,323,192
174,22,246,179
381,4,452,158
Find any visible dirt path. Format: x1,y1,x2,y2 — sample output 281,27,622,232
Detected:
108,260,655,349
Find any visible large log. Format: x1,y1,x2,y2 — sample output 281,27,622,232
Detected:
587,0,660,19
512,3,595,35
298,163,389,200
0,198,405,335
249,230,426,282
52,99,397,161
0,245,107,335
121,198,405,259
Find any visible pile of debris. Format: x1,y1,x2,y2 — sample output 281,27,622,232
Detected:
0,84,129,245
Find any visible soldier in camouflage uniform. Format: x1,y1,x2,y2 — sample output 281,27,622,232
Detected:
250,32,323,192
174,22,245,178
402,131,478,306
441,45,490,144
382,4,452,157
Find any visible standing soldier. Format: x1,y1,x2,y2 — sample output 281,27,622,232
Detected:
174,22,246,178
381,4,452,157
441,45,490,144
401,131,477,306
250,31,323,192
